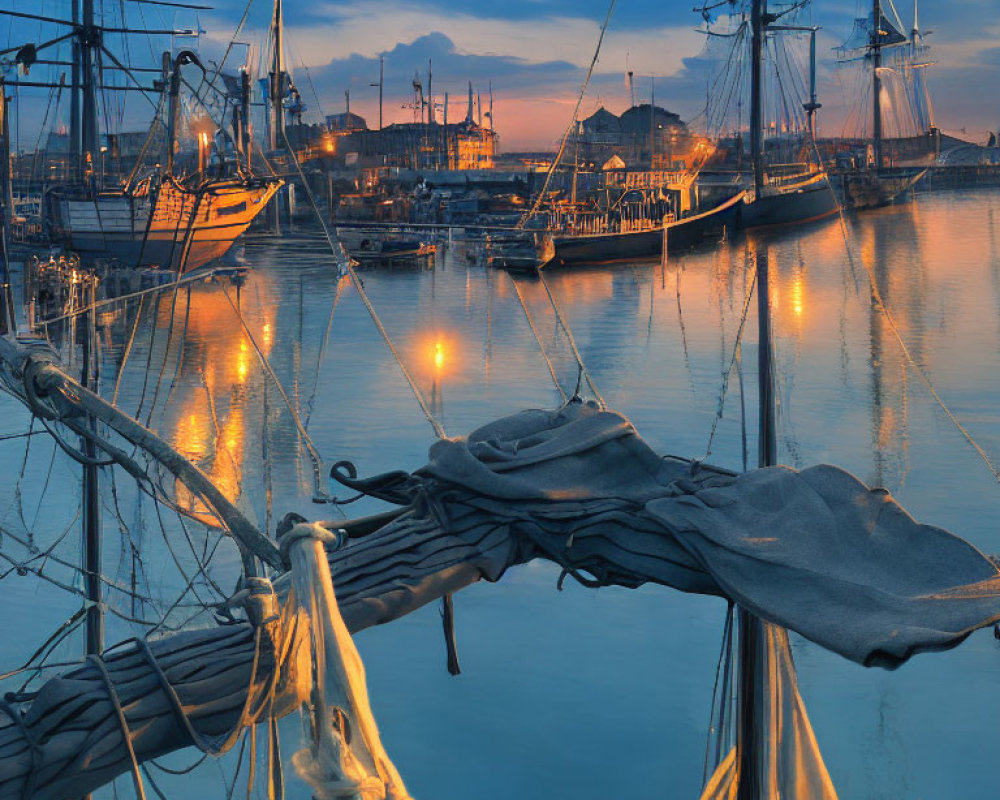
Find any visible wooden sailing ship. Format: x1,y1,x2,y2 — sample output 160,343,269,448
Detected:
47,173,281,272
835,0,937,210
5,6,282,272
731,3,839,229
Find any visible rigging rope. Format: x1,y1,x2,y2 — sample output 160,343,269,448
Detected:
701,249,758,462
517,0,618,228
277,131,446,439
222,287,329,498
507,273,568,403
536,272,606,407
831,209,1000,483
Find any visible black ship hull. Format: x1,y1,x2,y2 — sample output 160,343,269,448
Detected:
737,177,839,230
545,192,745,268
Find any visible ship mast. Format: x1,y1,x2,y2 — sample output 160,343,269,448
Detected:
269,0,285,152
871,0,883,171
737,0,774,797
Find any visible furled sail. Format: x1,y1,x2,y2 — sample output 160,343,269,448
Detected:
353,400,1000,669
837,13,908,56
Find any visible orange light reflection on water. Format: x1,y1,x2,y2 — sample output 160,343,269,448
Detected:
165,281,277,521
410,330,464,383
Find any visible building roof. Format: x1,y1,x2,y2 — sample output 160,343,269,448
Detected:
581,107,621,134
619,104,685,134
326,112,369,132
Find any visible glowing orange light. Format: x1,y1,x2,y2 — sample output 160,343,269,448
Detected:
434,341,444,371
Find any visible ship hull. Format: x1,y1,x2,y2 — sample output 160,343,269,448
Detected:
738,176,839,230
838,168,927,210
545,192,745,268
49,178,282,271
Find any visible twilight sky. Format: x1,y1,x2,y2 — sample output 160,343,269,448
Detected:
2,0,998,150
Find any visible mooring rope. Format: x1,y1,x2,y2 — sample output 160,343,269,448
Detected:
111,294,147,407
304,273,349,431
507,273,568,403
536,271,606,407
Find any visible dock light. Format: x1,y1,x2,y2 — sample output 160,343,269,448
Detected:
435,341,444,370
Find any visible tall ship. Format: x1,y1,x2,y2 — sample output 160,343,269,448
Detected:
834,0,936,209
4,2,282,272
695,0,840,230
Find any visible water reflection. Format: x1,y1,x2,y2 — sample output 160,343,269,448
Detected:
9,191,1000,799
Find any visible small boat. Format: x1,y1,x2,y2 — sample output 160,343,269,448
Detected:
336,227,437,267
839,167,928,210
485,233,555,272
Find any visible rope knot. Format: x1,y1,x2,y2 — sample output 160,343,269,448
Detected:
278,521,343,567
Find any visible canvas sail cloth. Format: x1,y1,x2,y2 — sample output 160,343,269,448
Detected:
282,523,411,800
377,401,1000,669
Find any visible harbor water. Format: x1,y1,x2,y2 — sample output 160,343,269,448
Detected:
3,188,1000,798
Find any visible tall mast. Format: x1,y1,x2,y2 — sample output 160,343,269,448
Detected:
750,0,767,194
738,2,773,798
649,78,655,169
270,0,285,151
805,27,820,139
378,56,384,130
81,0,99,172
871,0,883,171
70,0,81,174
427,59,433,125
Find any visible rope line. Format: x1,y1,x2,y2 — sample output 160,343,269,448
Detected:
858,239,1000,481
275,127,446,439
537,272,606,407
701,250,758,462
37,269,217,327
824,189,1000,482
507,273,568,403
517,0,618,228
222,288,329,497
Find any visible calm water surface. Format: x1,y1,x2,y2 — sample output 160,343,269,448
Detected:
3,189,1000,798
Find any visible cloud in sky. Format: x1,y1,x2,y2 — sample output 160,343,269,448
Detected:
239,0,1000,147
290,31,710,150
2,0,999,150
